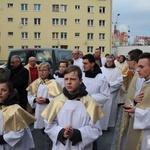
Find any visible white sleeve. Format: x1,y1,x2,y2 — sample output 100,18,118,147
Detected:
3,129,24,147
91,79,110,107
134,107,150,129
44,118,102,149
27,92,36,108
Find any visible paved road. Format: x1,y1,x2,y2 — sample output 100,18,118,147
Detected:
30,105,123,150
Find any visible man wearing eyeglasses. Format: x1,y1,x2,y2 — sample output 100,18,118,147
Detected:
72,49,84,71
9,55,29,110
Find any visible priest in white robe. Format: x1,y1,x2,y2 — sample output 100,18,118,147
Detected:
101,56,123,129
42,65,105,150
82,54,110,131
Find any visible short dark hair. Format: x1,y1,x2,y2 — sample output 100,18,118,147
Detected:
128,49,143,63
58,60,68,67
82,54,95,63
0,79,13,92
119,55,126,62
64,65,82,80
139,52,150,65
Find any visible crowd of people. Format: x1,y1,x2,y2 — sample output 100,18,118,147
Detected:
0,47,149,150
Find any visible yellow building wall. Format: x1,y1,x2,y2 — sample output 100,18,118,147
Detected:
0,0,112,62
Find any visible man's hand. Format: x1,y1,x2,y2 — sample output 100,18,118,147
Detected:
134,91,144,103
35,97,46,104
124,105,136,113
63,125,74,138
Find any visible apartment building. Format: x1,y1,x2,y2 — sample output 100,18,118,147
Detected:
0,0,112,62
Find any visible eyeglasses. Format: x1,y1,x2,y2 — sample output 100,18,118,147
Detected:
72,53,78,55
126,58,132,61
39,70,48,72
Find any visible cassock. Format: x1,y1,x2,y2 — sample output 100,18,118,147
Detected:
0,104,36,150
53,73,65,88
73,58,84,71
82,72,110,130
42,93,105,150
101,66,123,129
27,77,62,129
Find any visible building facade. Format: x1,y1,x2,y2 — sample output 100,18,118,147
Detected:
0,0,112,62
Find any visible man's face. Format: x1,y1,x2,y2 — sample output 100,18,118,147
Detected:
82,59,94,71
106,58,114,67
38,66,50,80
10,58,21,69
118,56,124,63
126,55,134,70
64,71,82,95
94,50,101,58
72,50,79,60
29,58,36,67
0,83,10,103
59,63,67,74
137,58,150,79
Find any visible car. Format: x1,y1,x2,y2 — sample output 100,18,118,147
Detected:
7,48,72,74
0,62,7,68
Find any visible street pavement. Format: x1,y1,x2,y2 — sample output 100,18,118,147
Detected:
30,105,123,150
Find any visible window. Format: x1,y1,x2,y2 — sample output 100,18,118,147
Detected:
75,19,80,24
52,5,59,12
75,46,80,49
34,18,41,25
99,6,106,13
60,18,67,25
60,5,67,12
7,3,13,8
8,46,14,50
75,33,80,37
52,18,59,25
21,32,28,39
87,33,94,40
34,32,41,39
88,19,94,26
75,5,80,9
52,32,59,39
52,46,59,48
34,4,41,11
87,46,93,53
61,32,67,39
34,45,41,48
21,4,28,11
8,32,13,36
99,46,105,52
99,20,105,26
21,18,28,25
99,33,105,40
87,6,94,13
8,18,13,22
21,46,28,49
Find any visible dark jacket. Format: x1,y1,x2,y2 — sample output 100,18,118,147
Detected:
9,64,29,108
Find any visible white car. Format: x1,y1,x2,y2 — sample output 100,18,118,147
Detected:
0,62,7,68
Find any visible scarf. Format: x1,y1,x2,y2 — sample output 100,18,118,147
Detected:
63,83,88,100
84,63,102,78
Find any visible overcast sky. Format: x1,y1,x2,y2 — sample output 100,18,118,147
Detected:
113,0,150,43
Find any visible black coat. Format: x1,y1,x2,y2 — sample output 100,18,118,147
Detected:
9,64,29,105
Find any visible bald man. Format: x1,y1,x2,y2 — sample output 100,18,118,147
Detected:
24,57,39,84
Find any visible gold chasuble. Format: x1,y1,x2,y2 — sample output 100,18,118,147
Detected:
26,77,62,97
41,93,105,124
118,82,150,150
117,73,139,150
1,104,36,132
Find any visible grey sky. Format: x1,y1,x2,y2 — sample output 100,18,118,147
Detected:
113,0,150,43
